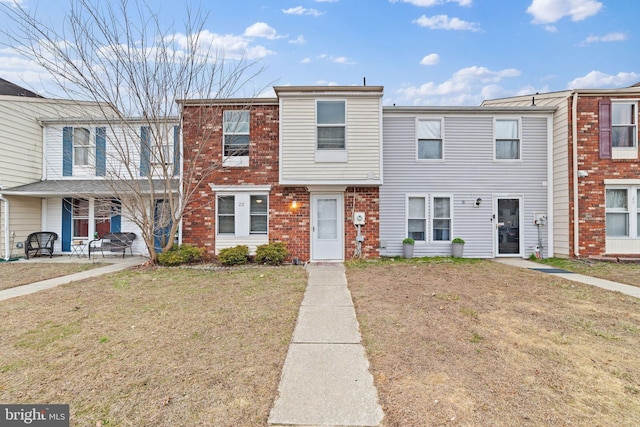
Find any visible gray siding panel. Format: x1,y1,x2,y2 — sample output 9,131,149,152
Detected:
380,114,551,258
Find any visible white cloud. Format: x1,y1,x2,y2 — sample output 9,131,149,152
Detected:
244,22,284,40
289,35,306,44
414,15,481,31
301,58,311,63
420,53,440,65
0,0,24,6
318,54,355,65
527,0,603,24
173,30,275,60
580,32,627,45
282,6,323,16
389,0,472,6
567,71,640,88
394,65,521,105
316,80,339,86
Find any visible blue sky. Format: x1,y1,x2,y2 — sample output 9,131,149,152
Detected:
0,0,638,105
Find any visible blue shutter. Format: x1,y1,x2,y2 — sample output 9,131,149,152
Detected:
63,127,73,176
62,198,72,252
140,126,150,176
95,127,106,176
111,199,121,232
173,125,180,176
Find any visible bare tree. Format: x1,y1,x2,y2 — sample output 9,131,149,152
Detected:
0,0,265,262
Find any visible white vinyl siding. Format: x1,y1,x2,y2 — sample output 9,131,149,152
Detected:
279,95,382,184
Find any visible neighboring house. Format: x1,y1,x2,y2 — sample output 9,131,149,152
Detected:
0,84,107,259
1,117,180,257
379,106,556,258
483,85,640,258
180,86,383,262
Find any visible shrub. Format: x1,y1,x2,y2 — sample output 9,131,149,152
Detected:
402,237,415,245
255,241,288,265
452,237,465,244
218,245,249,266
158,244,205,266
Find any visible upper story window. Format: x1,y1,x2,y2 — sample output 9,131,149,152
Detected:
495,119,520,160
612,102,637,148
417,119,443,160
223,111,250,167
317,101,346,150
74,127,93,166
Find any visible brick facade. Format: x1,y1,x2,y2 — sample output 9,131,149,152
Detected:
180,102,381,262
570,95,640,257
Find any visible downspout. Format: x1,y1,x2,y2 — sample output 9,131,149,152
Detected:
1,193,9,261
572,91,580,257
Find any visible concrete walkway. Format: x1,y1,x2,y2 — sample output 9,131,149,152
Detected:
0,256,147,302
494,258,640,298
269,263,384,427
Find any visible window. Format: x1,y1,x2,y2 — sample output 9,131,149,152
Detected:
407,197,426,241
495,119,520,160
94,199,113,237
72,198,89,239
223,110,250,157
317,101,345,150
74,127,92,166
606,189,629,237
217,196,235,234
612,102,637,148
250,195,268,234
432,197,451,241
417,119,443,160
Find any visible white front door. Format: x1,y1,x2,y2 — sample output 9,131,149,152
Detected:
311,193,344,261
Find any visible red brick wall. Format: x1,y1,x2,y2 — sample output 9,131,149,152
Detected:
180,103,381,261
570,95,640,257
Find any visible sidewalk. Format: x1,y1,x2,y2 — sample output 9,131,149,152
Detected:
268,263,384,427
0,256,147,302
494,258,640,299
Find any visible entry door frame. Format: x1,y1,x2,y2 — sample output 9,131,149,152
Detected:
310,192,344,262
492,194,524,258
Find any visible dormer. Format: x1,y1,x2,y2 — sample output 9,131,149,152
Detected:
275,86,383,186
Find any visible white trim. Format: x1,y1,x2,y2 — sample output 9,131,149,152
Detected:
305,185,348,192
310,192,345,262
415,116,445,162
209,184,272,192
493,117,522,162
405,194,428,243
604,179,640,185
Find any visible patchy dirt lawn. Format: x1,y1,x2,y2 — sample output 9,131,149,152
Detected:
537,257,640,288
0,262,104,291
347,258,640,427
0,266,306,426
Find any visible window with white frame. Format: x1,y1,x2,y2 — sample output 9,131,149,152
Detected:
74,127,92,166
495,119,520,160
223,110,250,157
417,119,443,160
407,197,426,241
217,193,269,236
606,188,630,237
612,102,637,148
217,195,235,234
432,196,451,241
250,195,268,234
317,100,346,150
72,198,89,239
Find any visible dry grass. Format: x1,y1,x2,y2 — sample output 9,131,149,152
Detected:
0,262,104,291
347,258,640,427
537,257,640,288
0,265,306,426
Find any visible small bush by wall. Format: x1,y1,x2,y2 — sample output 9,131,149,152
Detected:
255,241,288,265
158,244,205,266
218,245,250,266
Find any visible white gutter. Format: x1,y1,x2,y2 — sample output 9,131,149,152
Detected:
572,91,580,257
0,193,9,260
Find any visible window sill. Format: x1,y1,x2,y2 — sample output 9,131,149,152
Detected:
223,156,250,167
612,147,638,160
